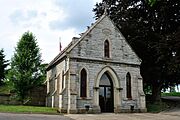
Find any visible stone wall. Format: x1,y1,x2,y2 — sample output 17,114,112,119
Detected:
69,58,143,113
0,85,46,106
27,85,46,106
0,93,11,104
70,16,141,65
46,58,69,110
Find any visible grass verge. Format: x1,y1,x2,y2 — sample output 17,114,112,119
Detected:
161,92,180,97
146,102,169,113
0,105,58,114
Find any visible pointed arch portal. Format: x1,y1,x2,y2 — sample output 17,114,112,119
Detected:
99,72,114,112
94,66,121,113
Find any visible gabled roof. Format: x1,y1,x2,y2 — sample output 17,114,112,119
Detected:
46,13,141,70
46,14,108,70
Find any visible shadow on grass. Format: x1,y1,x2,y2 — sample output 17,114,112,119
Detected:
146,102,169,113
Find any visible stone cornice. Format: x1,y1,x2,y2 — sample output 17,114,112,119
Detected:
70,56,140,67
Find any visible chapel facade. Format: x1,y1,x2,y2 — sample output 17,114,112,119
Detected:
46,13,146,113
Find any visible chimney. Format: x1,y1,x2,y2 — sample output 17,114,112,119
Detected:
72,37,79,44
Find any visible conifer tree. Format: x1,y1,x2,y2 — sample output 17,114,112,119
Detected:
0,49,9,85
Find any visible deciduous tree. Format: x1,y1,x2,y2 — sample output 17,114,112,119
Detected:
93,0,180,102
9,31,43,103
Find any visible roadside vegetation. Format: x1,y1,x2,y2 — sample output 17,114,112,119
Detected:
161,92,180,97
0,84,10,94
146,102,169,113
0,105,58,114
146,92,180,113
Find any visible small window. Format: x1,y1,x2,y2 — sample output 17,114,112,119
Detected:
126,72,132,99
80,68,87,97
104,40,110,58
62,71,65,89
55,78,57,91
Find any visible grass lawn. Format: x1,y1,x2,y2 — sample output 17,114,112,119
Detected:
146,102,169,113
0,105,58,114
161,92,180,97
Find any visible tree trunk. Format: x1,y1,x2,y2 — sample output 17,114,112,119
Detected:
152,83,162,102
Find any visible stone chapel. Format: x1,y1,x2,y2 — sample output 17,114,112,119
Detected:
46,13,146,113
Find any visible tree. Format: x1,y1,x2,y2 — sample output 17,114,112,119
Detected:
0,49,9,85
93,0,180,102
39,63,48,83
9,31,43,103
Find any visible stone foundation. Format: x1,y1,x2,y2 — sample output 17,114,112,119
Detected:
58,104,146,114
118,108,147,113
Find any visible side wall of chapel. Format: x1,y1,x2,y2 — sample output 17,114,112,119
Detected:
46,59,69,112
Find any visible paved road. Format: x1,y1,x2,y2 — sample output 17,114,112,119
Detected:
67,113,180,120
161,96,180,102
0,112,180,120
0,113,73,120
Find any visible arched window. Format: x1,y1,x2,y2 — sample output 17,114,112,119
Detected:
80,68,87,97
104,40,110,58
126,72,132,99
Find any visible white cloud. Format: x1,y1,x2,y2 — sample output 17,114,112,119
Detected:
49,0,95,32
0,0,101,63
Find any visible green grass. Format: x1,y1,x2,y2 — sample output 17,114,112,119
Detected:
161,92,180,97
0,105,58,114
146,102,169,113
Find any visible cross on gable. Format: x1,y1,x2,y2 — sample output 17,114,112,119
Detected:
102,2,109,15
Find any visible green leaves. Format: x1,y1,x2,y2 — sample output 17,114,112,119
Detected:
9,31,44,102
148,0,157,7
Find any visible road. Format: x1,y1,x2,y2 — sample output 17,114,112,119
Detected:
0,113,73,120
161,96,180,102
0,112,180,120
66,112,180,120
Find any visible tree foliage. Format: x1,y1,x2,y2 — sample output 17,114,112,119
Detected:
93,0,180,102
9,31,44,102
0,49,9,85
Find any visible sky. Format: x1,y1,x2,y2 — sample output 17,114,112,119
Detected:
0,0,101,63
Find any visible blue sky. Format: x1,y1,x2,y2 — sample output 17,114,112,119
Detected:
0,0,101,63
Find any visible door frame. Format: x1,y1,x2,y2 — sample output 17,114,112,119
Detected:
93,66,121,112
99,84,114,112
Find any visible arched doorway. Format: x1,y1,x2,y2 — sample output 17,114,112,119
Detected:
99,72,114,112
